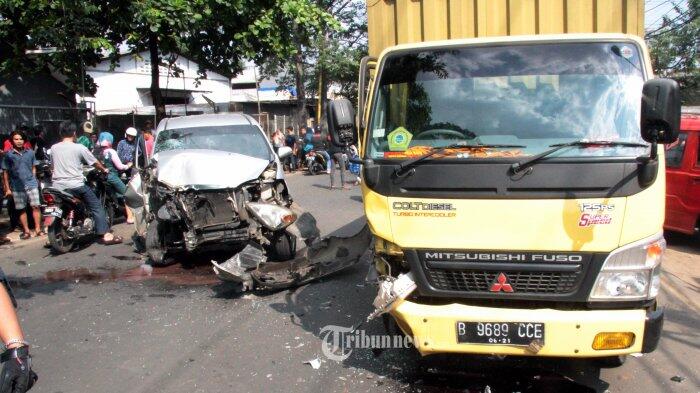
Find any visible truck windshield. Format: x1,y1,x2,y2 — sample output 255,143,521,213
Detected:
368,42,648,160
154,125,272,160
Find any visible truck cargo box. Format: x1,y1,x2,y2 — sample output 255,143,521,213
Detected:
366,0,645,57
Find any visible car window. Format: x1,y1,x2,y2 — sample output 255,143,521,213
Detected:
665,133,687,168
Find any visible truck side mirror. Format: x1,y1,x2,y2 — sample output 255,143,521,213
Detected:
641,78,680,144
326,98,357,147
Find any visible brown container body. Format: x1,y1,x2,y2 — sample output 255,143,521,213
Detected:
366,0,645,56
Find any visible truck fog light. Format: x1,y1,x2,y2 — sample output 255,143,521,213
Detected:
592,332,635,350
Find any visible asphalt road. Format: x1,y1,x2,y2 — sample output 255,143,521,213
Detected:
0,171,698,393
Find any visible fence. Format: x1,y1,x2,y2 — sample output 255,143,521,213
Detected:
0,104,91,141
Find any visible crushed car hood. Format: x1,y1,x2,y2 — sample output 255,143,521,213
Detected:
153,149,270,190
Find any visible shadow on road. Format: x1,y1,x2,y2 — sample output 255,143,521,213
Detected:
664,231,700,255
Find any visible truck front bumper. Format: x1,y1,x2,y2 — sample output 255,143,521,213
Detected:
391,300,663,357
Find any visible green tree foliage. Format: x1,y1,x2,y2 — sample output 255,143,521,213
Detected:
646,0,700,105
262,0,367,125
0,0,335,119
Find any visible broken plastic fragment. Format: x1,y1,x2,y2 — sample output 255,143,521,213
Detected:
367,272,417,321
304,358,321,369
670,375,686,383
212,244,266,290
214,224,371,291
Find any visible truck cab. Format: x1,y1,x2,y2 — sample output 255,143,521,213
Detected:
327,32,680,364
664,113,700,236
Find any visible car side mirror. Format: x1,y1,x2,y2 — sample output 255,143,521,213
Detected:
641,78,680,145
134,135,148,170
277,146,293,159
327,98,357,147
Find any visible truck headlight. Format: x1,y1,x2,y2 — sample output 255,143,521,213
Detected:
589,233,665,301
246,202,296,231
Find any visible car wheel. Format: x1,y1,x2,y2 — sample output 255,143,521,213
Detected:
270,232,296,261
145,221,172,266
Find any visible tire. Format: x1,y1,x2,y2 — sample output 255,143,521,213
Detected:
594,355,627,368
270,232,296,261
145,222,171,266
309,163,320,176
47,218,74,254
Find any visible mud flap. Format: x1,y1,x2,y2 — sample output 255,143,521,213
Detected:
212,223,372,291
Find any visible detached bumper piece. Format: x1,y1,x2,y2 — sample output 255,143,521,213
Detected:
213,224,372,291
390,300,662,357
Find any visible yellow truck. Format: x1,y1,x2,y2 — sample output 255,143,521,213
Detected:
325,0,681,366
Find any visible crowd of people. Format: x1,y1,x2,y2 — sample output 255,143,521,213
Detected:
0,120,156,245
270,122,361,190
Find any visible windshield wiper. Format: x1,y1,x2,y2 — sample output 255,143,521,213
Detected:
510,140,648,174
395,143,526,177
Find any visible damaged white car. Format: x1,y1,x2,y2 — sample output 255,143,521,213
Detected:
125,113,296,265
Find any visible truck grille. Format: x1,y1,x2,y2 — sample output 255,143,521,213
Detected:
426,269,580,294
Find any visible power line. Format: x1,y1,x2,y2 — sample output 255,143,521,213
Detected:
645,0,673,14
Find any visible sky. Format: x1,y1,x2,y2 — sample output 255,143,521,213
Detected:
645,0,690,31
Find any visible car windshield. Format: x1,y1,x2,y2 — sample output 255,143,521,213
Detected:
154,124,272,160
368,42,648,160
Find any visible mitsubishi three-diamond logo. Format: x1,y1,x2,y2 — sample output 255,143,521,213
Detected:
490,273,514,292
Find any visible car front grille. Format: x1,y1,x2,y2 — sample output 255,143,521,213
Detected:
426,269,581,294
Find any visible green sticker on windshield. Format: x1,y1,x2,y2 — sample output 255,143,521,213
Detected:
387,127,412,151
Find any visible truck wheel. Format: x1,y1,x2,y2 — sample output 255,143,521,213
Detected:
270,232,296,261
145,222,172,266
594,355,627,368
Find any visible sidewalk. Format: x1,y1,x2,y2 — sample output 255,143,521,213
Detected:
0,213,46,247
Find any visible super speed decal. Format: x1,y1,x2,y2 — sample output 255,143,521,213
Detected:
578,203,615,227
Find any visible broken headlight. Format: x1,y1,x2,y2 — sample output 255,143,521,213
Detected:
589,233,665,301
246,202,296,231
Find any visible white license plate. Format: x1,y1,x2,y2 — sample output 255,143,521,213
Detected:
43,207,63,218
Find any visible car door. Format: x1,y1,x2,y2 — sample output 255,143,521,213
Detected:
685,131,700,231
125,134,151,236
665,132,691,233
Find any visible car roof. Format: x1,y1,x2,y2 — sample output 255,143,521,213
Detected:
156,113,259,131
681,114,700,132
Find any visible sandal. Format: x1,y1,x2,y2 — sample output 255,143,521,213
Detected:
0,237,10,245
37,231,47,236
19,232,32,240
99,235,123,245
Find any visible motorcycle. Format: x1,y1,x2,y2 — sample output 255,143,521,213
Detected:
305,150,328,176
42,168,120,254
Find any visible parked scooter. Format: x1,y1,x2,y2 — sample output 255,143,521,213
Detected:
42,168,119,254
305,150,328,175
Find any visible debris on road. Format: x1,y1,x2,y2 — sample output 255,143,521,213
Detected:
304,358,321,369
670,375,686,383
212,222,371,291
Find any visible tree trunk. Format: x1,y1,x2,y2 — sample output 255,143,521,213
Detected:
148,32,165,121
293,42,307,129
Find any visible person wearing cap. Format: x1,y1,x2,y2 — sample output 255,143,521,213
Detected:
117,127,137,165
76,121,94,150
96,132,135,224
